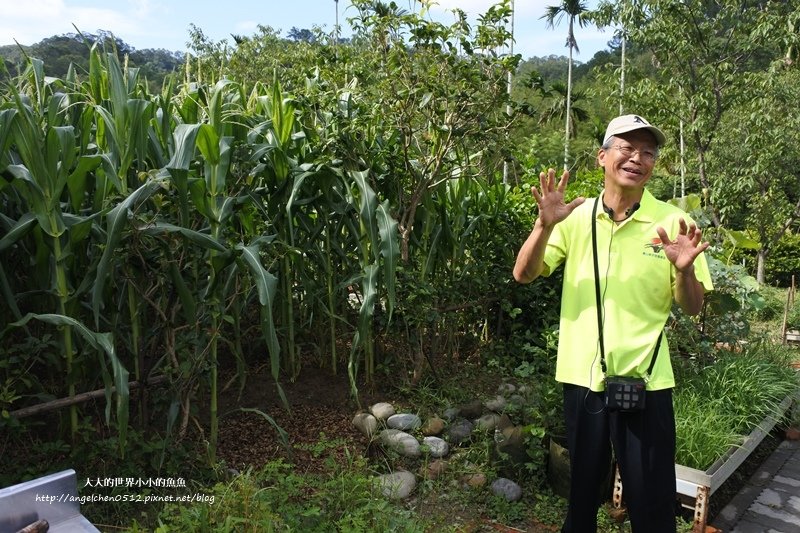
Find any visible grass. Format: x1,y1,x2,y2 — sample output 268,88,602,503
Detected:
674,341,799,469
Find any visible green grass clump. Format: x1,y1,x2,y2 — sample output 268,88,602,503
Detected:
149,457,428,533
674,343,798,469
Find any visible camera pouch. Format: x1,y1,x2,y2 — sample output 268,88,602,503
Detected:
604,376,646,412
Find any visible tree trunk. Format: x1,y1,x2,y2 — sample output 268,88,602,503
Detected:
757,248,767,284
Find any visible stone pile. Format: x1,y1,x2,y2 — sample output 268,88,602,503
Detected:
352,383,533,502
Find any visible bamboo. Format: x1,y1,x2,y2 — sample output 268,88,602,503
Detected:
9,376,167,419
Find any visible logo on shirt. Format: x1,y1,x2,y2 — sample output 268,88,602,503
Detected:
644,238,664,256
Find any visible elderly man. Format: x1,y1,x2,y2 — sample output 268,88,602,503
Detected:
513,115,713,532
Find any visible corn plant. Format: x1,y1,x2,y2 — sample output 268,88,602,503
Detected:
0,54,135,446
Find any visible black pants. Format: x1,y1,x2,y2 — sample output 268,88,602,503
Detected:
561,384,677,533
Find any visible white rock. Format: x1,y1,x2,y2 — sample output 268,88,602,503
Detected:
379,429,421,458
376,471,416,499
387,413,421,431
422,436,449,458
352,413,378,438
370,402,396,420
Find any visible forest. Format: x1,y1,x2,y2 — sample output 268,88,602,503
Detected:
1,0,800,531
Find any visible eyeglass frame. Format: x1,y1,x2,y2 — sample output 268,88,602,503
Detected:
602,137,659,163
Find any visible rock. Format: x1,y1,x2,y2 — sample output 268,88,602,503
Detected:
378,429,421,458
495,425,528,466
443,407,460,421
496,414,513,431
484,395,507,412
517,384,533,396
419,459,448,480
458,399,484,419
422,436,449,458
508,394,527,408
491,478,522,502
475,413,501,432
370,402,396,420
497,383,516,396
387,413,422,431
376,471,416,499
421,416,445,436
461,472,487,489
352,413,378,438
446,418,474,445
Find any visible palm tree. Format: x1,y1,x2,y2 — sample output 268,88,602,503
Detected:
542,0,589,170
538,81,589,139
334,0,339,43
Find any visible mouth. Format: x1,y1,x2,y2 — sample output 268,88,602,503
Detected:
621,165,643,175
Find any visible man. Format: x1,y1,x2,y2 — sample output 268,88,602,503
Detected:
513,114,713,532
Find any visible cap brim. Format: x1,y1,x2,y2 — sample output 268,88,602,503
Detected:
605,124,666,146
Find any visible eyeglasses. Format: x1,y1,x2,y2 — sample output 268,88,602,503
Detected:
611,145,657,163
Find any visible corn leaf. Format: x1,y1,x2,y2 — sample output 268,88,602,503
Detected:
376,200,398,322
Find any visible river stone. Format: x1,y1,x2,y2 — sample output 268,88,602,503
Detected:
497,383,516,396
495,424,528,466
422,436,449,458
508,393,527,408
458,399,484,419
446,418,474,445
376,471,416,499
379,429,421,458
475,413,501,432
443,407,460,421
491,478,522,502
421,416,445,436
352,413,378,438
484,395,507,412
370,402,396,420
461,472,487,489
419,459,448,480
387,413,422,431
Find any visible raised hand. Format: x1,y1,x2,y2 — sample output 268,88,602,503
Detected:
531,168,585,228
656,219,710,273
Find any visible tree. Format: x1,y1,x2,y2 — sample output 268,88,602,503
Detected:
288,27,316,43
709,66,800,284
541,0,590,170
596,0,798,226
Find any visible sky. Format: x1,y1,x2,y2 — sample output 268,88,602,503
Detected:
0,0,612,62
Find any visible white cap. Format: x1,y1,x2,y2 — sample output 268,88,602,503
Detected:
603,114,666,147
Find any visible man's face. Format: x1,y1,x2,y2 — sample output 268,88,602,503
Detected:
598,129,659,190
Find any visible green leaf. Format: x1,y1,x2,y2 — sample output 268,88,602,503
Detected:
237,243,281,378
376,200,399,322
142,221,228,252
0,213,37,253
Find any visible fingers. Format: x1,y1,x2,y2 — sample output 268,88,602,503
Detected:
531,185,542,204
556,169,570,193
566,197,586,212
656,226,671,246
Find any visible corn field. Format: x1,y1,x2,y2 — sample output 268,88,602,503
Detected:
0,2,529,461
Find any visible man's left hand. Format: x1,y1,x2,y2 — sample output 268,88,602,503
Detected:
656,219,710,273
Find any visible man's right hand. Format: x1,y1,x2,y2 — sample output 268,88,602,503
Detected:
531,168,585,228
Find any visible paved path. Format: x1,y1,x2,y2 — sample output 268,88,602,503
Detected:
711,439,800,532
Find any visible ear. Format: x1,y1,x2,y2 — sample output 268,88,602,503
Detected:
597,147,607,168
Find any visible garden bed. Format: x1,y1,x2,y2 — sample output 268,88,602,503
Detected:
673,393,794,531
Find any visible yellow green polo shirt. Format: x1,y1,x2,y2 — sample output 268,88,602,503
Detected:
542,189,713,392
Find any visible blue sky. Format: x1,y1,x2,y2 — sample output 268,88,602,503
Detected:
1,0,610,61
